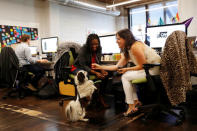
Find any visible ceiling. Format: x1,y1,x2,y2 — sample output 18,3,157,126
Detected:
95,0,165,6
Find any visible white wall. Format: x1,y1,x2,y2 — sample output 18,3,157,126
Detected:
49,2,116,44
0,0,116,51
178,0,197,36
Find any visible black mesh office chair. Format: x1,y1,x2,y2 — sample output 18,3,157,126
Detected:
0,47,33,99
0,47,19,89
135,64,185,125
133,31,197,125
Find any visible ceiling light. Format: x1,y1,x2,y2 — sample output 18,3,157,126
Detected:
73,1,106,10
106,0,141,8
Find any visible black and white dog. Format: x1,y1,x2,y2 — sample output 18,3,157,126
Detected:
65,70,97,122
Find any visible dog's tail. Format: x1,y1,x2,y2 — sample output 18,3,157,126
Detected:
65,103,73,121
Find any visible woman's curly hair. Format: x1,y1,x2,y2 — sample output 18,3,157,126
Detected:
84,33,101,54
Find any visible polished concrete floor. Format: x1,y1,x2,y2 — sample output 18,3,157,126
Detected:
0,87,197,131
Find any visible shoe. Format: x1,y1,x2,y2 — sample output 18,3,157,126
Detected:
103,104,110,109
26,83,37,91
123,109,138,117
135,103,142,108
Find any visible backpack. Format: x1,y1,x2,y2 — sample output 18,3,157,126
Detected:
37,78,58,99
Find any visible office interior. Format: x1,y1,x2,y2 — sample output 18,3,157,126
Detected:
0,0,197,130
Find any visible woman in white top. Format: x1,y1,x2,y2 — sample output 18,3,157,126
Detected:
92,29,160,116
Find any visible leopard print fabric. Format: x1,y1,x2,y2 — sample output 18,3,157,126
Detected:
160,31,197,106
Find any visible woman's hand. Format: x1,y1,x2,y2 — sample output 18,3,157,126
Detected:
95,72,105,79
117,68,128,74
91,63,101,70
37,59,48,63
101,70,108,77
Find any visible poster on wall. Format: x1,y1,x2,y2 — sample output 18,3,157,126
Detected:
0,25,38,48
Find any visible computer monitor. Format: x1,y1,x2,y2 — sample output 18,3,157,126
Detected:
29,46,37,55
41,37,58,54
99,35,120,54
146,23,187,48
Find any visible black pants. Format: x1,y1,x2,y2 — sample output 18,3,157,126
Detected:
23,64,45,87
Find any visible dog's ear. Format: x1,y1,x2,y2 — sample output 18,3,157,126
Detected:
77,72,85,84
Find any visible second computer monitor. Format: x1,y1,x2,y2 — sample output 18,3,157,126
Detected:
41,37,58,54
99,35,120,54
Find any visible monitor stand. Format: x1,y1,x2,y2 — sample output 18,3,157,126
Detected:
46,53,52,61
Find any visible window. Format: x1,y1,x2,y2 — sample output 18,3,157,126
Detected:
148,3,164,26
130,6,146,41
165,0,178,24
129,0,178,34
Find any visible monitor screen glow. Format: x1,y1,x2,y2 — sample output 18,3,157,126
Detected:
146,24,186,48
29,46,37,55
41,37,58,53
99,35,120,54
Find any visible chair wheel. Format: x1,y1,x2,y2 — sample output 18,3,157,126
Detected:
175,119,183,126
2,96,7,99
180,111,185,121
59,101,63,106
141,117,148,125
180,110,185,116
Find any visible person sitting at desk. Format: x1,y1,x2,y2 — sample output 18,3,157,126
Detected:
15,34,48,88
92,29,161,116
72,33,109,108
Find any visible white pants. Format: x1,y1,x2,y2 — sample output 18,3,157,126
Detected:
121,67,159,104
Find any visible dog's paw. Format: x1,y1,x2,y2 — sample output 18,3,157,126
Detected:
81,118,89,122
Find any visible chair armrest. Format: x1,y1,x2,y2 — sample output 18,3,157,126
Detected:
62,66,71,72
191,73,197,77
143,63,160,76
143,63,160,92
143,63,160,69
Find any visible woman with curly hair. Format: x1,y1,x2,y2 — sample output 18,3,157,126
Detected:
72,33,109,108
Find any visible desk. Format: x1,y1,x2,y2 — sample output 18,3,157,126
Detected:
101,60,135,67
101,60,118,65
39,61,54,78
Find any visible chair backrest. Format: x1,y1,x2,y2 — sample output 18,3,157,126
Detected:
54,46,80,83
0,47,19,87
160,31,197,106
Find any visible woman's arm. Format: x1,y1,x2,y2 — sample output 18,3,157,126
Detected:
118,42,146,74
92,53,127,71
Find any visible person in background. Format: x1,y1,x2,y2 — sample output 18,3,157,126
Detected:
15,34,48,88
72,33,109,108
92,29,161,116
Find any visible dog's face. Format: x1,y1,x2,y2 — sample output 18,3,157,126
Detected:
75,70,88,85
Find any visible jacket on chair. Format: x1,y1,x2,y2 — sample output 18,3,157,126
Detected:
0,47,19,87
160,31,197,106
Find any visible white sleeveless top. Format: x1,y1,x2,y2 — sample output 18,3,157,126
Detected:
129,43,161,74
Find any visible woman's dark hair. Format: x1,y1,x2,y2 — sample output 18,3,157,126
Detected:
116,29,137,60
85,33,101,53
21,34,30,42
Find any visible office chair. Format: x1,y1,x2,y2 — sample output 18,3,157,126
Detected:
54,42,101,96
131,31,197,125
0,47,19,89
0,47,34,99
132,64,185,125
54,42,102,109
